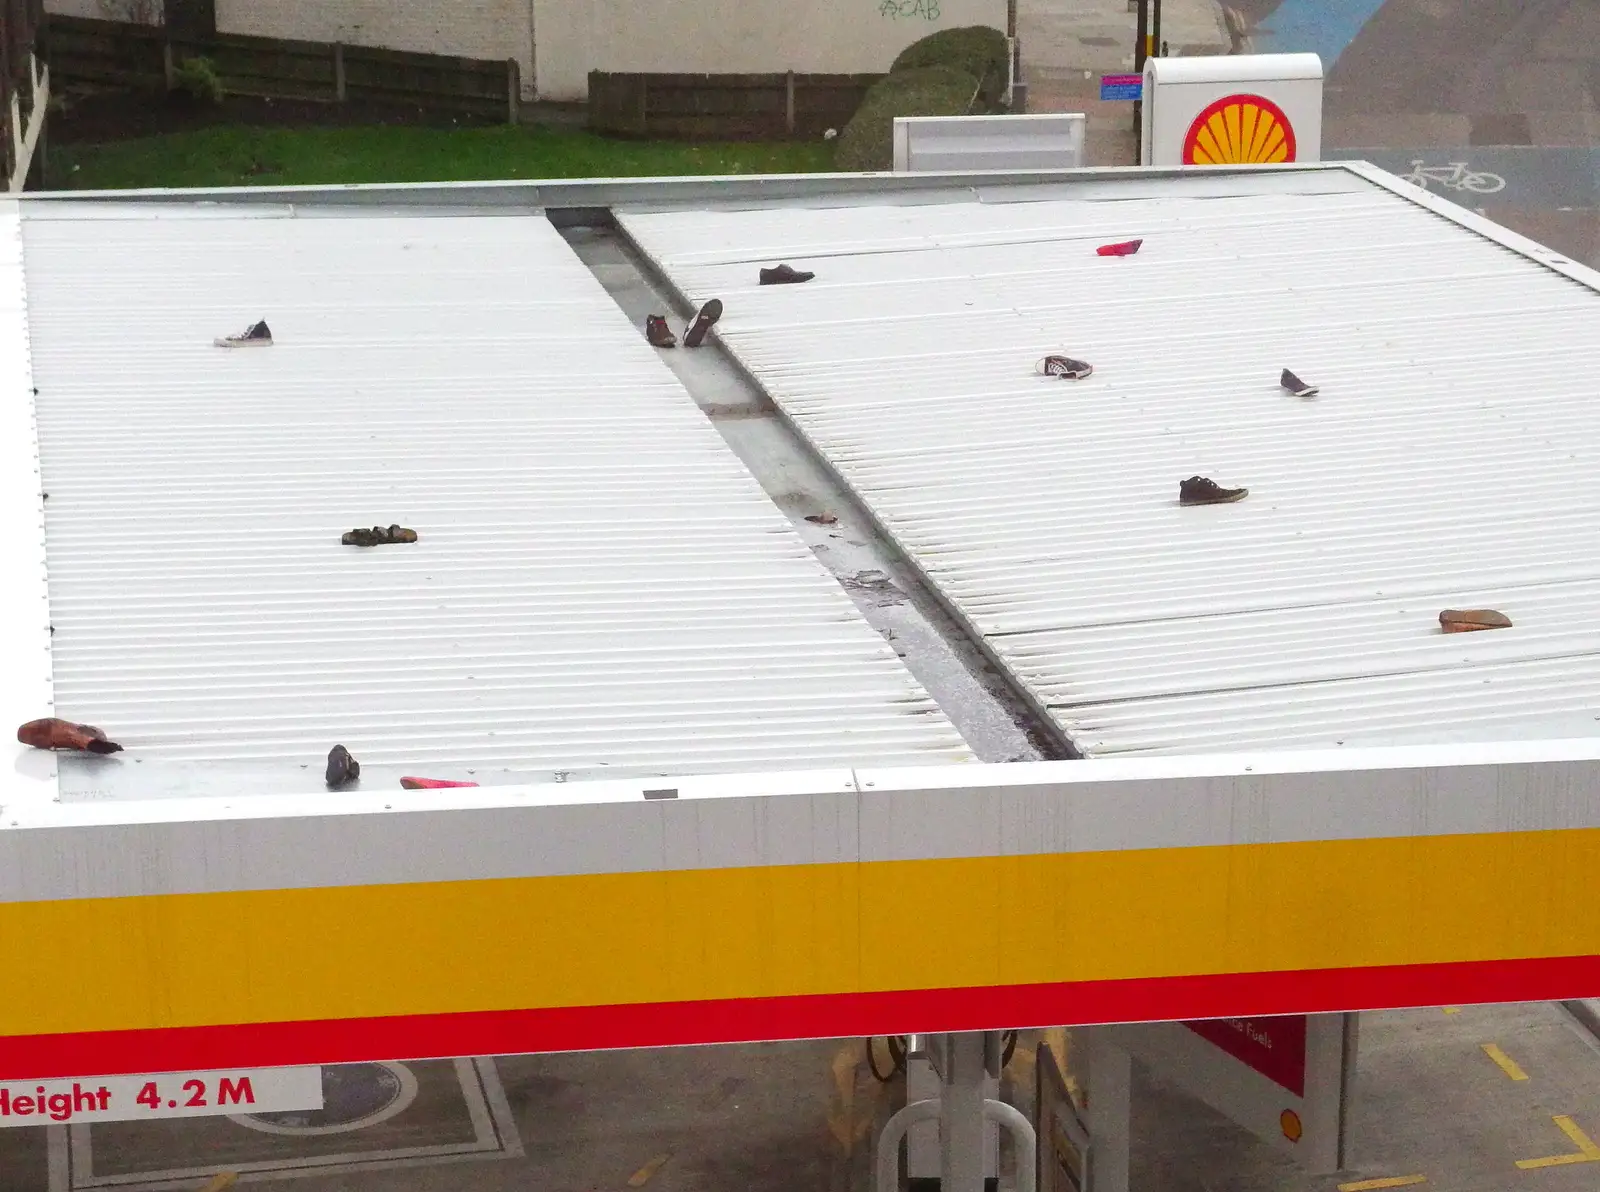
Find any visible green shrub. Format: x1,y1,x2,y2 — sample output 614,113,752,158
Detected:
890,25,1009,108
172,56,225,105
833,65,980,172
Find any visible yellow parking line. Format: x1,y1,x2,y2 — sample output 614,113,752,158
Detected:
1482,1043,1530,1081
1338,1176,1426,1191
628,1154,673,1186
1442,1007,1461,1015
1516,1116,1600,1169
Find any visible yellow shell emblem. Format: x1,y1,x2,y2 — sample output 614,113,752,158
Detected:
1182,94,1297,165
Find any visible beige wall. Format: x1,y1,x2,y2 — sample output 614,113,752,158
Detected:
50,0,1006,105
215,0,537,98
533,0,1008,102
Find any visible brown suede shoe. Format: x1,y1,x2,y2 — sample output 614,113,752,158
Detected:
1439,609,1512,633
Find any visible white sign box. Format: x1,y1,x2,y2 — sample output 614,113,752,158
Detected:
893,113,1087,173
1141,53,1323,167
1102,1013,1355,1173
0,1066,322,1128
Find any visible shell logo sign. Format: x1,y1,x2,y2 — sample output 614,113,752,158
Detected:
1182,93,1297,165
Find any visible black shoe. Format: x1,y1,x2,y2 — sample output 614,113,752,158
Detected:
1038,355,1093,380
342,525,418,546
683,298,723,347
325,744,360,789
645,315,677,348
1280,368,1319,397
1179,476,1249,505
215,319,272,347
759,264,815,285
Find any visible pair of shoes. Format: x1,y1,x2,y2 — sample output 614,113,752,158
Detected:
215,320,272,347
759,263,814,285
1038,355,1093,380
645,299,724,348
342,524,419,546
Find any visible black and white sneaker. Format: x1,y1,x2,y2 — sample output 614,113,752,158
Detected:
216,320,273,348
1037,355,1093,380
683,299,723,348
1280,368,1319,397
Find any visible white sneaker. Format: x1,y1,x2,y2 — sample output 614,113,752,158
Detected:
1037,354,1092,379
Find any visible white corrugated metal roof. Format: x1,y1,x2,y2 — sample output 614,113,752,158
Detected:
619,166,1600,756
19,201,971,796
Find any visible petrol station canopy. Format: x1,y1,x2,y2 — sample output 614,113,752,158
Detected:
3,163,1599,1081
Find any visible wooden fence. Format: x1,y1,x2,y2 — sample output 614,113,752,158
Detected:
589,71,881,140
43,15,520,121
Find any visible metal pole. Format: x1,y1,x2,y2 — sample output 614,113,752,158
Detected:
1153,0,1164,59
940,1034,991,1192
1085,1031,1133,1192
1132,0,1148,158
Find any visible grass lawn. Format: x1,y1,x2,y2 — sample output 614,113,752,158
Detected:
52,122,838,191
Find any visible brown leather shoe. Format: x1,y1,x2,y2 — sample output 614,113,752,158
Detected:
645,314,677,348
759,264,815,285
1439,609,1512,633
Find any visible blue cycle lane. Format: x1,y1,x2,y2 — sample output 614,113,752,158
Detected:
1250,0,1392,68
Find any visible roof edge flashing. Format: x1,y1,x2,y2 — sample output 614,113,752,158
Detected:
0,201,57,807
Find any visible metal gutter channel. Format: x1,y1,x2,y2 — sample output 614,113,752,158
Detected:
562,223,1060,763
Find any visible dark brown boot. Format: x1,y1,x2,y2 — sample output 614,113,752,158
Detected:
326,744,360,789
1179,476,1249,505
645,315,677,348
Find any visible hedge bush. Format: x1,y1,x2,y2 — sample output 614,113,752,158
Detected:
890,25,1009,108
832,65,980,172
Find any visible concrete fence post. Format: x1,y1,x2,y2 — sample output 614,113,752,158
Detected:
507,58,520,123
333,42,346,101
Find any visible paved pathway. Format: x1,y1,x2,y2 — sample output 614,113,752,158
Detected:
1018,0,1233,167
